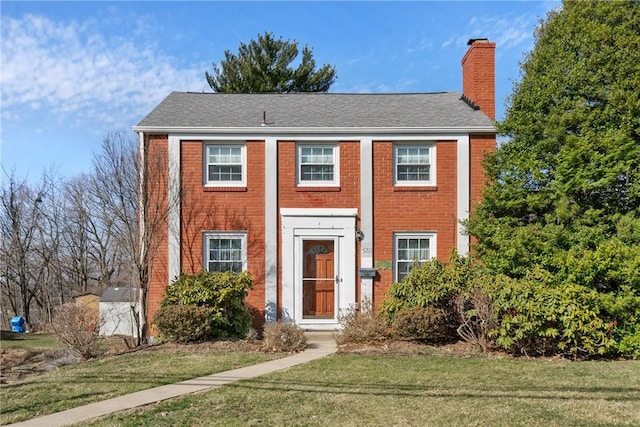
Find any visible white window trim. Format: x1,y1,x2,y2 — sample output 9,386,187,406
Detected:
393,142,436,186
203,232,248,273
296,143,340,187
204,143,247,187
393,232,437,282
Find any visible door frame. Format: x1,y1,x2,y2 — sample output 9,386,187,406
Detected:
281,208,357,330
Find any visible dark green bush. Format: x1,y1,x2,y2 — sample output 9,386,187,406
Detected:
391,306,451,343
262,322,307,352
336,299,389,344
599,286,640,359
380,253,478,321
491,278,623,359
160,270,253,338
153,305,211,343
378,250,640,359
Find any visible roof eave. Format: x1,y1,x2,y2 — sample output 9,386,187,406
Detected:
132,125,496,135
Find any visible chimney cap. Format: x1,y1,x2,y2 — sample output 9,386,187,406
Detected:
467,38,489,45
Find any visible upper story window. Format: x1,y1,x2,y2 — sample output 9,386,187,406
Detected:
204,232,247,273
394,144,435,186
394,232,436,282
297,144,339,186
205,144,245,186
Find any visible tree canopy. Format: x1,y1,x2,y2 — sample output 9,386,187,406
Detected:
206,32,336,93
467,0,640,292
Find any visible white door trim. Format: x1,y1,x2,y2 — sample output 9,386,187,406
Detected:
281,208,357,330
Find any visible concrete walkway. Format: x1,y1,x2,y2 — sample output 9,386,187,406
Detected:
8,333,337,427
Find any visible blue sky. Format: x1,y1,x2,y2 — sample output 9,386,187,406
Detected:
1,1,559,182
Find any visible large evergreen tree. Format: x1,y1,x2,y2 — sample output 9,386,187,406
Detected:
206,32,336,93
467,0,640,292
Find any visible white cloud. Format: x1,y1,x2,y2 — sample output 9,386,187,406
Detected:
440,12,538,53
0,14,205,129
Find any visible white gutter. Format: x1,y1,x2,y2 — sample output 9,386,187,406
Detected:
132,126,496,136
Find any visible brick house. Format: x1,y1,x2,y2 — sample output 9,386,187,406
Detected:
134,38,496,332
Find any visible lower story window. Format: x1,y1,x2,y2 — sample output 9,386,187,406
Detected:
394,232,436,282
204,232,247,273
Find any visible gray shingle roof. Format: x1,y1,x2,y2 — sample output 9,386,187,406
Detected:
101,287,139,303
135,92,494,131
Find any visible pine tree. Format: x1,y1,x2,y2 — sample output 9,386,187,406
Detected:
206,32,336,93
467,0,640,291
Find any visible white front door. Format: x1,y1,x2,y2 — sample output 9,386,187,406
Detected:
281,208,357,330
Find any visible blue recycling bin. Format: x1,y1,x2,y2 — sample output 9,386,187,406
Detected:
10,316,25,333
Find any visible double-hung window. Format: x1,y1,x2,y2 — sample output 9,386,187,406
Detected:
394,233,436,282
394,144,435,186
204,232,247,273
205,144,245,186
297,144,339,186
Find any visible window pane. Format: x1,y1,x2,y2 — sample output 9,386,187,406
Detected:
397,261,413,281
209,165,242,182
397,165,430,181
207,237,244,273
396,146,431,182
207,146,243,183
301,165,334,181
301,147,333,165
299,146,336,183
396,236,432,281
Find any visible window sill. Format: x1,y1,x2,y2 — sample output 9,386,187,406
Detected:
296,186,341,192
393,186,438,192
203,186,248,192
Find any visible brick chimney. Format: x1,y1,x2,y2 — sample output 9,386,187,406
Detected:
461,38,496,121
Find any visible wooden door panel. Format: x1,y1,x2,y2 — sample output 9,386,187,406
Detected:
302,241,335,318
314,253,334,316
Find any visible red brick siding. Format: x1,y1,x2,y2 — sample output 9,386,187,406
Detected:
470,134,496,208
145,134,492,330
179,140,266,326
371,141,458,307
145,135,169,331
277,141,362,317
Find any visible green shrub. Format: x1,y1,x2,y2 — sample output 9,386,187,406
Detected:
262,322,307,352
599,286,640,359
491,279,619,359
378,250,640,359
380,253,479,321
618,332,640,359
391,306,451,343
153,305,211,343
161,270,253,338
336,299,389,344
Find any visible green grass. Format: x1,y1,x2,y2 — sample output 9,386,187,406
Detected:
81,354,640,427
0,347,281,425
0,331,62,350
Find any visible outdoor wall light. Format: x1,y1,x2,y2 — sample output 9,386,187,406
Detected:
356,229,364,241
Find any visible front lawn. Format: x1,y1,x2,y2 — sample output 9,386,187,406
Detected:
0,330,62,351
0,343,282,425
82,354,640,426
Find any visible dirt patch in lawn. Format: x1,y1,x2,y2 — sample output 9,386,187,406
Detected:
0,347,82,383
